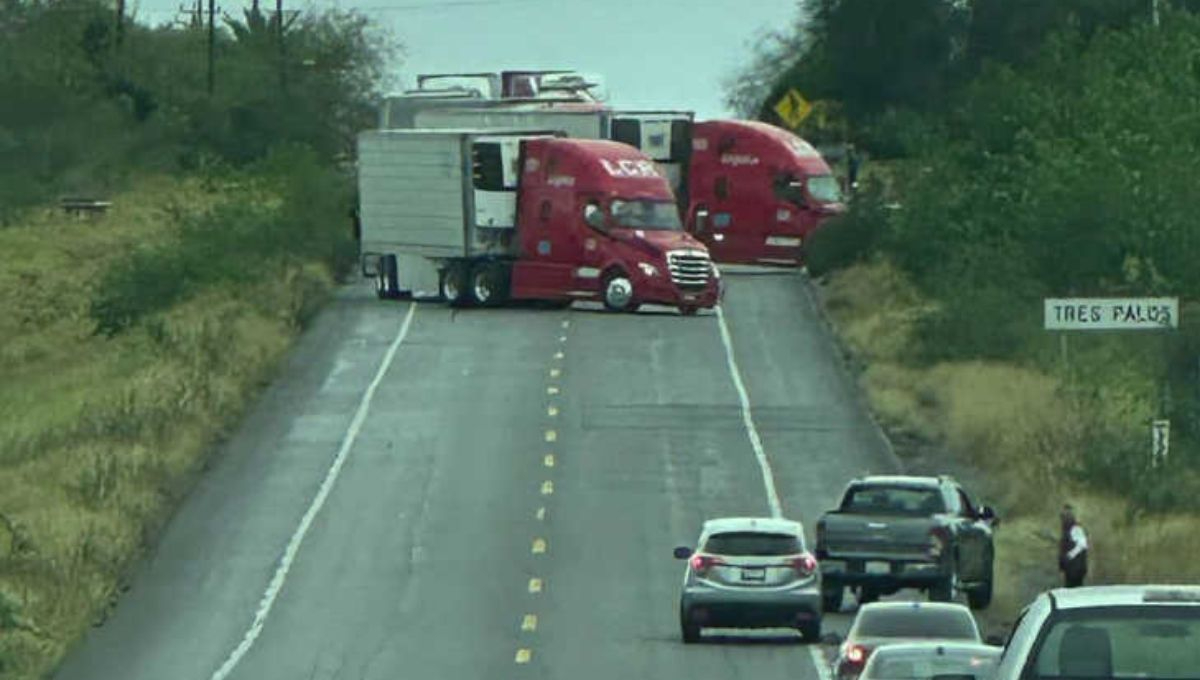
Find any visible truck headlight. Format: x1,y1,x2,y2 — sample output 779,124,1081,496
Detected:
638,262,659,277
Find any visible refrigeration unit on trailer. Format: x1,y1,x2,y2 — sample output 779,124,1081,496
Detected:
356,128,721,314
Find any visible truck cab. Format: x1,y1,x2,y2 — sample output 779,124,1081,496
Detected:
687,120,846,267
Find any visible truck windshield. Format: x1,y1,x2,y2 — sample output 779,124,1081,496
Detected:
1030,608,1200,680
842,486,947,515
609,199,681,230
807,174,843,203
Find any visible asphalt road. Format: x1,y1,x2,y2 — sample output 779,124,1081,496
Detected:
53,268,908,680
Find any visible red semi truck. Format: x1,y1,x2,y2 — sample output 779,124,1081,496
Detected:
687,120,846,267
379,72,846,267
357,129,721,314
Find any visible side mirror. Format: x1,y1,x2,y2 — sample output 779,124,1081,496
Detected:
979,505,997,522
584,204,606,231
673,546,693,560
694,208,709,234
821,631,843,646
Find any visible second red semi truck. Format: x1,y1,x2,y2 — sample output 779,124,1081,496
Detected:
379,70,847,267
357,129,721,314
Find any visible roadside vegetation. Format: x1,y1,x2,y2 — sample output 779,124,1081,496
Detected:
0,2,397,677
729,0,1200,623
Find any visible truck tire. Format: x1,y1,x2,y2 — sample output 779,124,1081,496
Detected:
470,263,509,307
601,269,636,312
375,255,400,300
440,264,470,307
822,584,844,613
798,618,821,643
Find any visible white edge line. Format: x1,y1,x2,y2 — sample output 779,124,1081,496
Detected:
714,304,782,519
810,646,834,680
209,302,418,680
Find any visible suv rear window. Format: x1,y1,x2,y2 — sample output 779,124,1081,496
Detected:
856,609,979,641
703,531,802,556
842,485,947,515
1030,608,1200,679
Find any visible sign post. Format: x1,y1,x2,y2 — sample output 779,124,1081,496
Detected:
1043,297,1179,467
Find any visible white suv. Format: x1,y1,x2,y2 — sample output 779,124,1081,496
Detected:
992,584,1200,679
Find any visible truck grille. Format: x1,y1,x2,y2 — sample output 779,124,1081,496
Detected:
667,249,711,289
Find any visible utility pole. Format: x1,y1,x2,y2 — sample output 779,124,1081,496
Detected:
207,0,215,95
114,0,125,48
276,0,287,94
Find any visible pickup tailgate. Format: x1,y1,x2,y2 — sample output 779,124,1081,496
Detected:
819,513,935,560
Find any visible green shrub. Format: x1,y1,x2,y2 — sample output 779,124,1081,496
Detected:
805,183,888,278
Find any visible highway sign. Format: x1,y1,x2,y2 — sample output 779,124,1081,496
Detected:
773,88,812,129
1043,297,1178,330
1152,419,1170,466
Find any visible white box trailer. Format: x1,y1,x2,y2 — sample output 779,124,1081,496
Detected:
357,128,561,296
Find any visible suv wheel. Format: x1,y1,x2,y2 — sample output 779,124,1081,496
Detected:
822,584,844,613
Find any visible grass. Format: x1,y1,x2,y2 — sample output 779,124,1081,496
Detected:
816,259,1200,628
0,176,339,679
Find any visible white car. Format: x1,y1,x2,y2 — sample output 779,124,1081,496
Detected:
992,584,1200,679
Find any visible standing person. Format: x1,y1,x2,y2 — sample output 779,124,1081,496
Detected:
846,143,862,193
1059,504,1089,588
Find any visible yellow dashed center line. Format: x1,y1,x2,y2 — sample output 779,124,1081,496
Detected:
536,506,546,520
561,320,570,329
554,351,564,360
528,578,543,593
549,368,561,378
541,480,554,495
543,454,555,467
532,538,547,554
522,614,538,632
559,335,567,342
547,386,560,395
547,406,559,417
516,648,532,664
544,430,557,442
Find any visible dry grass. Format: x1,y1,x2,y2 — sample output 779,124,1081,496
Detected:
818,259,1200,626
0,177,335,679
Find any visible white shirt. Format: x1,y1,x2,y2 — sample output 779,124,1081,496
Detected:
1067,524,1088,560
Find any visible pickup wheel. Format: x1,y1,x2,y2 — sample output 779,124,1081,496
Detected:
967,556,995,610
822,584,844,613
798,619,821,642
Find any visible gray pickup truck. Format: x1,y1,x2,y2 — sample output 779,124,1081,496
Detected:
815,475,998,612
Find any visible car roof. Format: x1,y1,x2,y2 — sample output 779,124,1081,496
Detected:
1047,584,1200,609
855,475,945,488
701,517,805,536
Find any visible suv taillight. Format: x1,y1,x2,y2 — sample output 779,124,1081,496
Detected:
791,553,817,576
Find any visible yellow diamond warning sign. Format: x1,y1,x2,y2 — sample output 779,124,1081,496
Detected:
773,88,812,129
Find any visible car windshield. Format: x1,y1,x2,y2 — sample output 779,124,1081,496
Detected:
609,198,682,230
1030,608,1200,680
855,609,979,640
842,486,948,515
703,531,803,556
807,174,843,203
864,650,999,680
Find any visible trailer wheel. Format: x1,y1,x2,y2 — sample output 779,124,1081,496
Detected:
678,305,699,316
375,255,400,300
601,269,636,313
470,263,510,307
440,264,470,307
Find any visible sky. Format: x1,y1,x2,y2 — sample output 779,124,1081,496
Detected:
132,0,803,121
